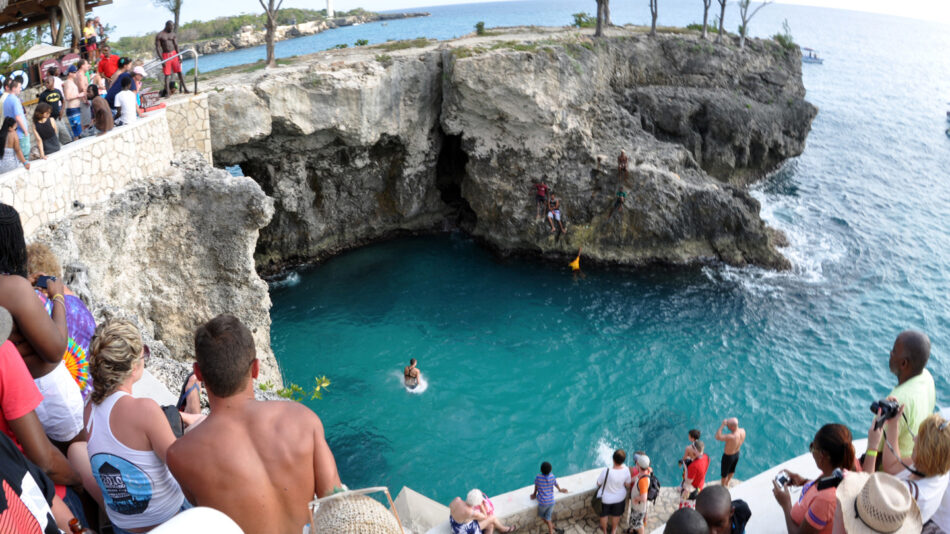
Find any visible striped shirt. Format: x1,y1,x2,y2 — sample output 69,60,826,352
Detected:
535,474,557,505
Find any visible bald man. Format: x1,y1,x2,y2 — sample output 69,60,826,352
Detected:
696,485,751,534
715,418,745,487
875,330,935,469
664,508,709,534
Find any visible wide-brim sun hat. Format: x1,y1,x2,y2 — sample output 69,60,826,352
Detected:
311,494,402,534
836,471,922,534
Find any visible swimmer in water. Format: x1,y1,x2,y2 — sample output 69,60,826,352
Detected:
404,358,420,389
570,247,586,280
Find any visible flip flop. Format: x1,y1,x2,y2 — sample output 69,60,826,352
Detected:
176,371,200,411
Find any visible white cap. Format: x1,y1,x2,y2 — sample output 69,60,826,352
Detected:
465,489,484,507
637,454,650,469
132,66,147,77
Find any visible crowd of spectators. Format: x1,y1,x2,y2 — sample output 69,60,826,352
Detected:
0,202,344,533
0,37,170,174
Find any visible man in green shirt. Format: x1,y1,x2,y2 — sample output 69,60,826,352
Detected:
874,330,935,471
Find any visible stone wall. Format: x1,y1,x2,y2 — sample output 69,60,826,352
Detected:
165,93,213,165
0,112,175,236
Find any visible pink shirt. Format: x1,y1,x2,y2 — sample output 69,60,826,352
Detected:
790,480,836,533
0,340,43,449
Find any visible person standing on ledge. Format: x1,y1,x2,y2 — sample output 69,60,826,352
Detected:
166,314,342,534
404,358,420,389
715,417,746,487
617,149,629,181
870,330,935,473
534,177,549,220
155,21,190,97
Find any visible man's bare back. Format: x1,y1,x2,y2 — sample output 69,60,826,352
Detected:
717,419,746,454
167,398,341,534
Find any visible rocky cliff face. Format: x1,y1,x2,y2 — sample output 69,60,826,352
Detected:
31,153,281,385
210,28,816,272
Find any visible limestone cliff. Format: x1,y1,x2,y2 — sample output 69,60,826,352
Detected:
31,153,281,385
209,28,817,272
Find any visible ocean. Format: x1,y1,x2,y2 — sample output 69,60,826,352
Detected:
261,0,950,505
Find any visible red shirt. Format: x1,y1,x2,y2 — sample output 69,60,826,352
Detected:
0,340,43,450
535,183,548,197
97,54,119,79
686,454,710,491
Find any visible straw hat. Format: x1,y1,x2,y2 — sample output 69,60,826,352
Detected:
311,494,402,534
835,472,922,534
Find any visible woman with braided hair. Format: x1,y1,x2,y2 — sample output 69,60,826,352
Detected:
0,205,86,442
85,319,192,533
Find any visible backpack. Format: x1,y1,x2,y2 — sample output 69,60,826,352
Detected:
639,473,661,504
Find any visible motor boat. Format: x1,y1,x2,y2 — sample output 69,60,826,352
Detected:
802,47,823,64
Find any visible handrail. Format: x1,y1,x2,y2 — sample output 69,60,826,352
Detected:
143,47,199,95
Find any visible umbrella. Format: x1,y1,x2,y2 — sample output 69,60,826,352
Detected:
12,43,69,65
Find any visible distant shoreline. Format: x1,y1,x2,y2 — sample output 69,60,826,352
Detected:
186,12,430,56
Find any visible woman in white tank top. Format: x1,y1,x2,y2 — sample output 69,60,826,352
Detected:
85,319,187,533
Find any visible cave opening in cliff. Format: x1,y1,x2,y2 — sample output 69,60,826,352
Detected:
436,131,477,230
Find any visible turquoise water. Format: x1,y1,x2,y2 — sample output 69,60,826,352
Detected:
268,1,950,504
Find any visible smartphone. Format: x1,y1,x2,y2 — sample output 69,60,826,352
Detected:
35,275,56,289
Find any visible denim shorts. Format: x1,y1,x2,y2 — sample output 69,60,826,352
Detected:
538,503,554,520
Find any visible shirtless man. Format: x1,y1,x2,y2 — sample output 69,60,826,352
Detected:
155,21,189,96
166,314,342,534
715,418,746,487
617,149,629,181
404,358,420,389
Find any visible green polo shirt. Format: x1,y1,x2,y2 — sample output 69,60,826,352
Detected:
877,369,936,457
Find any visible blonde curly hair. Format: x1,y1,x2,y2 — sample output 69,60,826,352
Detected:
89,319,143,404
25,242,62,278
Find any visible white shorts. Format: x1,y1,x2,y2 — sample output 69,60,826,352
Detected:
548,209,561,221
34,361,84,441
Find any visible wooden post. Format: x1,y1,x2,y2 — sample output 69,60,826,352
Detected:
49,7,61,45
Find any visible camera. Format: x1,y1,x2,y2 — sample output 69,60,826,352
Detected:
35,275,56,289
816,468,844,490
774,471,790,487
870,399,900,429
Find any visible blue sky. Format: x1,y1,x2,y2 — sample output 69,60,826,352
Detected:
98,0,949,38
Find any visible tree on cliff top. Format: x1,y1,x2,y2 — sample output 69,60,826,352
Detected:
259,0,284,67
716,0,727,43
594,0,609,37
152,0,184,31
649,0,659,36
701,0,712,39
737,0,773,49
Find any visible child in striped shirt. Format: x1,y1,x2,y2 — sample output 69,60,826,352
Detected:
531,461,568,534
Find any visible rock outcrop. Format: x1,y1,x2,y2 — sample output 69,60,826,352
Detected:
209,28,816,272
31,153,281,385
189,12,429,56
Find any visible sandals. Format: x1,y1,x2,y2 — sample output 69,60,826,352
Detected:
176,371,200,411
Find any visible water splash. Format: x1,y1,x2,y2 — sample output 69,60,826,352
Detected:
269,272,301,289
391,369,429,394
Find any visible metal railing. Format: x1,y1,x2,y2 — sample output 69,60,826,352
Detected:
143,47,199,95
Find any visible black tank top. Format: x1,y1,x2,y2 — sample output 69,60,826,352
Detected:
35,120,60,155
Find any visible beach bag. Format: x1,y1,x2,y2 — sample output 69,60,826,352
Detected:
591,468,609,515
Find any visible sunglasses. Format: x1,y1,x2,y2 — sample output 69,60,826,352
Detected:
142,344,151,364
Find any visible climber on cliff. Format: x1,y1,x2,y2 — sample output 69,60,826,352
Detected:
547,194,565,234
155,21,189,97
608,189,627,222
618,149,629,181
534,177,549,220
